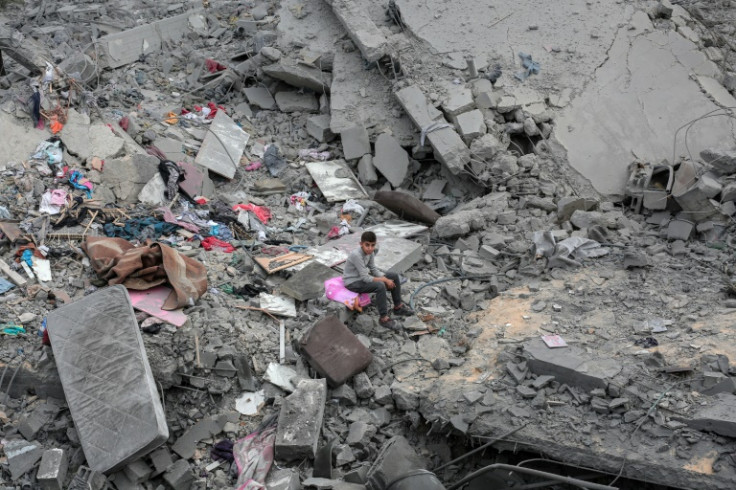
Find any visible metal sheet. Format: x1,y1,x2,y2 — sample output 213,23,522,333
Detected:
47,286,168,473
305,160,368,202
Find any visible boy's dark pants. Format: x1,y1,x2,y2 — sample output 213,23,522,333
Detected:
346,272,401,317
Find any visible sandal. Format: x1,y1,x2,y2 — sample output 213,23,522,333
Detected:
393,303,414,316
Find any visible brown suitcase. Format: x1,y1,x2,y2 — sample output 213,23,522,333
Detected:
299,315,373,387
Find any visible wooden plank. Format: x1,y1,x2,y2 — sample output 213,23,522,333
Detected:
254,252,312,274
0,259,27,287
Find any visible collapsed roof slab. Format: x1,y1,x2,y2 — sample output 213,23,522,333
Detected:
556,13,736,196
323,0,388,63
399,270,736,489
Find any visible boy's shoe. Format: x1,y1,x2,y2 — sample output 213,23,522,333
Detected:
379,316,399,330
393,303,414,316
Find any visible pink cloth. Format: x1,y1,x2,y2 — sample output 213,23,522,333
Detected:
232,204,271,223
50,189,68,206
324,276,371,307
234,425,276,490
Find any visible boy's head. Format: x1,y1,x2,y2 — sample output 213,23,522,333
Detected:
360,231,377,255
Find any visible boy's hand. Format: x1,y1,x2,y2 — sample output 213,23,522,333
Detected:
383,277,395,289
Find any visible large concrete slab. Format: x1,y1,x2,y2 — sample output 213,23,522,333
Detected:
194,111,249,179
275,378,327,460
556,13,736,196
47,286,168,473
323,0,388,62
97,11,206,68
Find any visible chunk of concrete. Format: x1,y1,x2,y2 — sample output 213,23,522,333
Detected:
244,87,277,110
262,62,332,93
373,133,409,187
557,197,599,222
357,154,378,185
365,437,426,489
687,393,736,437
395,85,471,175
281,261,339,301
341,125,371,160
454,110,486,143
46,286,169,473
298,315,373,387
172,414,229,459
434,209,485,238
307,114,335,142
701,147,736,175
163,459,194,490
90,153,159,204
323,0,388,62
275,378,328,460
442,83,475,116
5,439,43,481
275,91,319,113
266,468,301,490
194,111,249,179
124,459,153,484
524,338,622,391
37,449,68,490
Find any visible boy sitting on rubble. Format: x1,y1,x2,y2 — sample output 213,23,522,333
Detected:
343,231,414,330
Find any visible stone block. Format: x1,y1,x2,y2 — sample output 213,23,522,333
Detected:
275,91,319,113
524,338,622,391
341,125,371,160
275,378,328,460
46,286,168,473
149,447,174,477
244,87,276,110
455,110,486,143
262,62,332,93
434,209,486,238
163,459,194,490
281,262,339,301
442,84,475,115
667,218,693,241
307,114,335,142
357,154,378,185
298,316,373,387
5,439,43,481
390,381,419,410
324,0,388,62
37,449,68,490
373,133,409,187
124,459,153,484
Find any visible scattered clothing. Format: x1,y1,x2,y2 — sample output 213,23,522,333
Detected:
201,237,235,253
69,171,93,198
205,59,228,73
83,236,208,310
232,204,271,223
28,90,42,129
158,160,185,201
233,425,276,490
104,218,178,241
515,52,540,81
157,207,201,233
211,439,235,462
245,161,262,171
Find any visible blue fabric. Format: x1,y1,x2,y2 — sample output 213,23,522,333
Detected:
69,171,93,198
104,218,178,241
515,52,540,81
0,277,15,294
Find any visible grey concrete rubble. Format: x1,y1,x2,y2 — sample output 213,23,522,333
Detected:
2,0,736,488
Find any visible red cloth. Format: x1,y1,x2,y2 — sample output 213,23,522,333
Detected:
201,237,235,253
119,117,129,131
232,204,271,223
205,59,227,73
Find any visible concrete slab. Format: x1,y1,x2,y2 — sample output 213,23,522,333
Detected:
557,24,736,196
244,87,277,110
523,338,622,391
194,111,249,179
372,133,409,187
172,414,228,459
441,83,475,116
365,220,428,238
687,393,736,437
324,0,388,62
281,261,339,301
340,125,371,160
307,114,335,142
275,91,319,113
5,439,43,481
46,286,168,473
275,378,327,460
97,11,206,68
305,160,368,202
357,154,378,185
262,62,332,93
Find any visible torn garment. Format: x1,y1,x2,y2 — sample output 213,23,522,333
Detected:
233,425,276,490
82,237,208,309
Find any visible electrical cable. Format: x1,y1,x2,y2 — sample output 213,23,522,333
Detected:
435,424,528,472
446,463,619,490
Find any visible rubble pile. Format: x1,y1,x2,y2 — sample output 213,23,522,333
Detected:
1,0,736,489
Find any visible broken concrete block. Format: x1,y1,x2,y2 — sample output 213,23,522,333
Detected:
307,114,335,142
124,459,153,484
557,197,599,222
341,125,371,160
667,218,694,241
373,133,409,187
194,111,249,179
323,0,388,62
394,85,470,175
357,154,378,186
172,414,229,459
281,262,339,301
298,315,373,387
353,372,375,399
275,91,319,113
434,209,486,238
37,449,68,490
275,378,328,460
47,286,168,473
470,133,504,160
244,87,277,110
687,393,736,437
390,381,419,410
454,110,486,143
149,447,174,477
163,459,194,490
262,62,332,93
442,84,475,116
5,439,43,481
697,173,723,198
524,338,622,391
721,182,736,203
